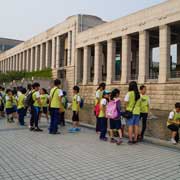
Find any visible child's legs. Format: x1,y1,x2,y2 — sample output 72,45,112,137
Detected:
96,117,101,132
133,115,140,141
168,124,179,142
140,113,148,138
72,111,79,128
127,117,134,141
109,119,115,138
100,118,107,139
34,107,40,128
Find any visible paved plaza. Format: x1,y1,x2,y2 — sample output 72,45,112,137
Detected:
0,118,180,180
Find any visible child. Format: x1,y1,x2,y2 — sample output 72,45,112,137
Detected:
39,88,49,123
138,85,150,141
5,89,16,123
167,102,180,145
98,90,111,141
0,86,5,118
94,83,106,133
60,91,68,126
109,89,123,145
17,88,26,126
69,86,81,133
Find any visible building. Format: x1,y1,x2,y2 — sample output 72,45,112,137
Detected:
0,38,23,53
0,0,180,115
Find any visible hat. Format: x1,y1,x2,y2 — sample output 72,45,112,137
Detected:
103,90,111,95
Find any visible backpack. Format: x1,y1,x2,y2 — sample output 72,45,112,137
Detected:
62,96,68,109
94,104,100,117
106,100,119,119
24,92,35,107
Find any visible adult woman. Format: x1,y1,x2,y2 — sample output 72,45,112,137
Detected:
124,81,141,144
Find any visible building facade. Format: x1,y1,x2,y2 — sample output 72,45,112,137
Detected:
0,38,23,53
0,0,180,115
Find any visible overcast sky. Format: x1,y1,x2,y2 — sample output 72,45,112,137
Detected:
0,0,166,41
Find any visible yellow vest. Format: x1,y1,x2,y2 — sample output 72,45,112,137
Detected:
32,91,40,107
95,90,103,105
17,94,25,109
5,95,13,109
126,91,141,115
98,98,106,118
40,94,48,107
140,95,149,113
72,94,80,112
167,110,180,126
50,87,63,108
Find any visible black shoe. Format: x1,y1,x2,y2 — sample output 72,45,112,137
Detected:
29,127,35,131
34,128,43,132
133,140,138,144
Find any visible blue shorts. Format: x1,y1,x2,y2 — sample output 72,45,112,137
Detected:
6,108,16,115
127,115,140,126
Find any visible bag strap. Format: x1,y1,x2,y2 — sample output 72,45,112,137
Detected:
50,88,58,106
131,100,137,112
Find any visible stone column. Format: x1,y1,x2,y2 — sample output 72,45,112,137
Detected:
83,46,90,85
13,55,16,71
40,44,44,70
94,42,103,85
138,31,149,83
26,50,29,71
35,46,40,71
22,51,26,71
106,39,116,84
51,38,56,69
121,35,131,84
16,54,19,71
159,25,171,83
45,41,50,68
67,31,72,66
56,36,60,69
30,48,34,71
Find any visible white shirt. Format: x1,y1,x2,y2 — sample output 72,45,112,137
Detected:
101,98,107,106
168,111,180,120
96,91,101,99
124,93,130,102
76,95,81,102
58,89,63,97
35,91,40,98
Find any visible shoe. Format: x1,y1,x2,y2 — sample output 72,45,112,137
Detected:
128,141,133,145
49,132,61,135
68,128,77,133
75,127,81,132
171,138,177,145
133,140,138,144
116,139,123,145
110,138,117,143
29,127,35,131
34,128,43,132
100,137,108,141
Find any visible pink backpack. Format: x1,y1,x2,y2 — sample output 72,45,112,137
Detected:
106,100,119,119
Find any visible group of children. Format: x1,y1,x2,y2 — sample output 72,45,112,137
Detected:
94,81,180,145
0,80,179,145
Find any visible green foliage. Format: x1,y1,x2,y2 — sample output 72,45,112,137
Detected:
0,68,52,83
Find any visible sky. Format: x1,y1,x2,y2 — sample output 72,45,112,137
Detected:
0,0,166,41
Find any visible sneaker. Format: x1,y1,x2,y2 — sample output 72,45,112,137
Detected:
116,139,123,145
171,138,177,145
29,127,35,131
110,138,117,143
75,127,81,132
133,140,138,144
34,128,43,132
68,128,77,133
100,137,108,141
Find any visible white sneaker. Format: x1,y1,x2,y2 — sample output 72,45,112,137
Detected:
171,138,177,145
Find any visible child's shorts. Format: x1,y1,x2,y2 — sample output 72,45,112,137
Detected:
110,119,121,130
127,115,140,126
42,107,48,114
72,111,79,122
6,108,16,115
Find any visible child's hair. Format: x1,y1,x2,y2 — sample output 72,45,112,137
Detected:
6,89,12,94
21,88,27,94
140,85,146,90
32,82,40,89
128,81,140,101
42,88,48,94
110,89,120,100
96,82,106,91
54,79,61,86
175,102,180,109
73,86,80,93
27,84,32,90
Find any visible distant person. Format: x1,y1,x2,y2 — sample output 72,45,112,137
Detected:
17,88,27,126
94,83,106,133
138,85,150,141
30,82,43,132
39,88,49,123
108,89,122,145
49,79,63,134
98,90,111,141
167,102,180,145
69,86,81,133
124,81,141,144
